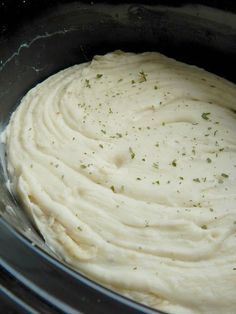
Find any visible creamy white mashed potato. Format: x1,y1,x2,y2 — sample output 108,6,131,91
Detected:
2,51,236,314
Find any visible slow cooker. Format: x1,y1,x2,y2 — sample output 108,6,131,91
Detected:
0,1,236,313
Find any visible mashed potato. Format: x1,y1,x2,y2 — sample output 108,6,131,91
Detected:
2,51,236,314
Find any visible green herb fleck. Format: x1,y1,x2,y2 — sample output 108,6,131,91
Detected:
96,73,103,79
101,129,106,134
201,224,208,230
139,70,147,83
85,79,91,88
201,112,210,120
80,164,87,169
153,162,159,169
206,158,212,163
99,144,103,149
193,178,200,183
129,147,135,159
221,173,229,178
110,185,116,193
171,159,177,167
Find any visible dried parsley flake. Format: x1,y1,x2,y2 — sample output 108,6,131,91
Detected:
201,112,210,120
153,162,159,169
139,70,147,82
171,159,177,167
221,173,229,178
110,186,116,193
85,79,91,88
129,147,135,159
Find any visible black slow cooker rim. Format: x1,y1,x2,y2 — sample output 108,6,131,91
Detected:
1,0,236,39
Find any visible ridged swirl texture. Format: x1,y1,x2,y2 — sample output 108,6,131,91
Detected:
2,51,236,314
